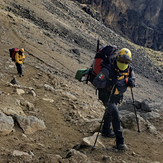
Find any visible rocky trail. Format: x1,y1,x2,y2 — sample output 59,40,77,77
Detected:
0,0,163,162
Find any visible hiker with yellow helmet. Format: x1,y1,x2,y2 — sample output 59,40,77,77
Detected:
93,48,135,150
15,48,25,77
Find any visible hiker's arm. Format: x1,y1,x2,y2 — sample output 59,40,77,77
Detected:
127,67,135,87
15,53,23,64
93,68,109,88
22,53,25,62
22,53,25,59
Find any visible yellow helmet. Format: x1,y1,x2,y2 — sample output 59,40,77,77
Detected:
117,48,132,64
20,48,24,53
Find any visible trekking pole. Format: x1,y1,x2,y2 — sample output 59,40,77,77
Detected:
92,85,115,149
131,88,141,133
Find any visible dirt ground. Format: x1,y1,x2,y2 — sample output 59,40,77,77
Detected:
0,0,163,162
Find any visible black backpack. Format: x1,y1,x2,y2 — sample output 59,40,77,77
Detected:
86,44,118,84
75,39,118,84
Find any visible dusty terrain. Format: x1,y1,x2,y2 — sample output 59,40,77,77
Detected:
0,0,163,162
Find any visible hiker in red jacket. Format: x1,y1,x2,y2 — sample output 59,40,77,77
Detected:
93,48,135,150
15,48,25,77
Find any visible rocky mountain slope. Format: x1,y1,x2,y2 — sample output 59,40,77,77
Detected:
74,0,163,51
0,0,163,162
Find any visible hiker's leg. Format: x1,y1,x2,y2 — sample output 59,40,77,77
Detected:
102,103,114,136
16,63,20,74
111,103,124,145
19,64,22,75
16,63,22,76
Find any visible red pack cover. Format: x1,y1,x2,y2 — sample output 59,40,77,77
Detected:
10,48,19,61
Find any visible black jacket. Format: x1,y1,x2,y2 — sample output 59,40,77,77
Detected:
93,59,135,106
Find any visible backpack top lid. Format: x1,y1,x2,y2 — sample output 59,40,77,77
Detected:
12,48,19,52
95,45,118,59
95,45,118,65
92,45,118,75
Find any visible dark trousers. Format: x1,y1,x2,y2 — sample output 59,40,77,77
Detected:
102,102,124,144
16,63,22,75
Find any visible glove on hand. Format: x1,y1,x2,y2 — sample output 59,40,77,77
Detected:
126,78,135,87
106,80,114,87
106,75,118,89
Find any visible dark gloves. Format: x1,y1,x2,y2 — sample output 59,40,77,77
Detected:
106,75,118,91
106,79,113,87
106,75,118,86
126,78,135,87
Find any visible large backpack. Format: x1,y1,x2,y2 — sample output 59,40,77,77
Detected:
87,44,118,84
9,48,19,61
75,39,118,84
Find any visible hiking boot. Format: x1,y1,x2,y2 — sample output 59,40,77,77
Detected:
19,74,22,77
116,143,128,150
102,130,115,138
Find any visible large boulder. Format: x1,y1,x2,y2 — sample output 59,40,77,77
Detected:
0,111,14,135
14,115,46,134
